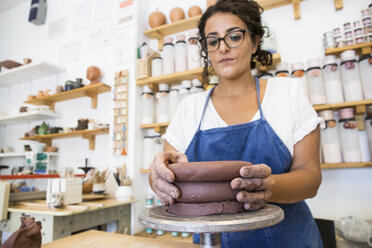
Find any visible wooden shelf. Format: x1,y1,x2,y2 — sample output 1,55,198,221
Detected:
136,68,203,87
140,122,170,133
140,169,149,173
0,110,58,125
20,128,109,150
321,162,372,169
24,83,111,110
135,230,193,244
325,42,372,57
144,15,201,50
0,174,85,180
0,61,65,87
313,99,372,114
256,0,303,19
0,152,58,158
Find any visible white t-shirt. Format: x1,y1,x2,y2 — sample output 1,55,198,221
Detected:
163,77,322,156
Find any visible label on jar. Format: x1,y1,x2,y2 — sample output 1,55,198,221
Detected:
142,93,152,100
325,120,336,129
308,69,321,77
292,70,304,78
343,61,356,70
323,64,338,72
342,120,357,129
156,91,168,99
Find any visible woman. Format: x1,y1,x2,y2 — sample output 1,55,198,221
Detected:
149,0,323,247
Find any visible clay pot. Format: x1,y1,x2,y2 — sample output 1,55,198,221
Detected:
170,7,185,23
37,91,44,98
207,0,217,8
148,10,166,28
188,6,202,17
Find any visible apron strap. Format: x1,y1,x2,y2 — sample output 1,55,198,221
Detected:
197,77,264,131
255,77,265,120
197,86,215,131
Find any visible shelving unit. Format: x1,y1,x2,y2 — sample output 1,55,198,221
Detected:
140,122,170,134
136,68,203,87
20,128,109,150
0,152,58,158
0,110,58,125
24,83,111,110
0,174,85,180
325,42,372,57
321,162,372,169
313,99,372,114
0,61,65,87
144,15,201,50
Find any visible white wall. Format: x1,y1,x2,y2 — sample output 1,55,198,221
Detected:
0,0,371,239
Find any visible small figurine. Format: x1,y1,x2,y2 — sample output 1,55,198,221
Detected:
86,66,102,85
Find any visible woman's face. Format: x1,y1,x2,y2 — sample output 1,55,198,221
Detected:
204,12,257,80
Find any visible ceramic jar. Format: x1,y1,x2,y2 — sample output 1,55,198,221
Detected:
306,58,327,105
141,86,154,124
175,34,188,72
291,61,309,100
162,37,175,74
338,108,361,162
319,110,342,163
340,50,363,101
155,84,170,123
322,55,344,104
359,54,372,99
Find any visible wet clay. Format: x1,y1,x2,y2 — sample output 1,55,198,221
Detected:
166,161,251,216
167,201,245,216
168,161,252,182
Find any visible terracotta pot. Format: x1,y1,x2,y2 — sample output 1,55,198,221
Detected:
207,0,217,8
148,10,166,28
170,7,185,23
188,5,202,17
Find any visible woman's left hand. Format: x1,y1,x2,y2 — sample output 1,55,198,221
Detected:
231,164,274,210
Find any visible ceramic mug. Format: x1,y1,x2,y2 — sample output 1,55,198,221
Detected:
92,183,105,194
115,186,133,201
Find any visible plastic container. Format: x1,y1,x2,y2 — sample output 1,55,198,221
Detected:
146,194,154,207
163,36,175,74
175,34,187,72
323,31,335,49
345,38,354,46
364,25,372,34
358,129,371,162
275,62,289,77
362,16,371,26
153,135,164,155
361,8,370,17
338,108,362,162
344,29,353,39
343,22,352,30
190,78,204,94
359,54,372,99
169,85,181,120
354,27,363,36
155,84,170,123
365,105,372,157
355,35,365,44
353,20,361,28
306,58,327,105
322,55,344,104
370,3,372,19
319,110,342,163
366,33,372,42
340,50,364,102
291,61,309,99
179,80,191,101
143,136,154,169
141,86,154,124
333,27,341,36
151,57,163,77
187,30,201,69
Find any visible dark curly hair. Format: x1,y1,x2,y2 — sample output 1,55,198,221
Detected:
198,0,272,82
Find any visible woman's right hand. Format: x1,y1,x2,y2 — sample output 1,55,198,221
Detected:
149,151,188,205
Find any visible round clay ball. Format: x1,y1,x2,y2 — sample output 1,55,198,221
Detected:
169,7,185,23
188,6,202,18
148,10,166,28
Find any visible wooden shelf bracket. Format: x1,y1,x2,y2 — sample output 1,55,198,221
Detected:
334,0,343,10
292,0,301,20
82,133,96,150
85,92,98,109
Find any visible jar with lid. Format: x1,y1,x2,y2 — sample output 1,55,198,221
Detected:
169,85,181,120
155,84,170,123
275,62,289,77
359,54,372,99
179,80,191,101
258,72,273,79
190,78,204,94
338,108,362,162
175,34,188,72
365,105,372,157
340,50,363,101
141,86,154,124
319,110,342,163
187,30,201,70
306,58,327,105
151,57,163,77
322,55,344,104
162,36,175,74
291,61,309,99
142,136,154,169
153,135,164,156
323,31,335,49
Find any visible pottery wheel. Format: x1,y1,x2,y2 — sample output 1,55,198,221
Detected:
138,204,284,248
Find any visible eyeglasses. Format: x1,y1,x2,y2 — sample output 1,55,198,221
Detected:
202,29,251,52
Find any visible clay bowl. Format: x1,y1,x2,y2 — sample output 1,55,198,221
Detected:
44,146,58,152
167,161,252,216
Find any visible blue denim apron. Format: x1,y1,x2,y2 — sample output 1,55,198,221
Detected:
185,77,323,248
